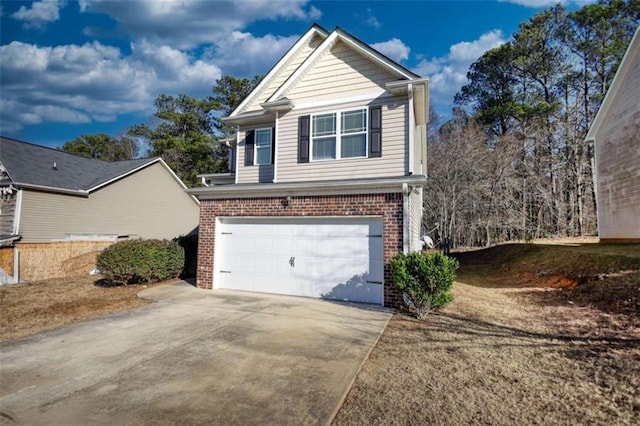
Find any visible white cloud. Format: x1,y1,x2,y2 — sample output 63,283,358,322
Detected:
499,0,595,7
0,41,222,131
363,8,381,29
371,38,410,63
413,30,506,108
11,0,64,27
204,31,300,77
79,0,322,50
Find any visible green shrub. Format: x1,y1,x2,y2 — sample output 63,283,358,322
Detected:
390,251,459,319
97,239,184,285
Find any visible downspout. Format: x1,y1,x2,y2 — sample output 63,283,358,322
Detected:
14,189,22,237
403,183,410,254
408,83,414,175
273,112,279,183
234,126,240,184
14,189,23,283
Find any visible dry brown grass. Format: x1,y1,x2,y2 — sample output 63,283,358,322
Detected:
334,241,640,425
0,275,168,342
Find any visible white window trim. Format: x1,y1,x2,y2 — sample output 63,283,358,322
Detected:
254,127,273,165
310,107,368,162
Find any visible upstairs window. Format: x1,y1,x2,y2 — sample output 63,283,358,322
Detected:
311,108,367,161
254,128,272,165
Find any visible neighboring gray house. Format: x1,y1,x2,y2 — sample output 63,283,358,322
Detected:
188,25,429,307
0,136,200,282
586,27,640,242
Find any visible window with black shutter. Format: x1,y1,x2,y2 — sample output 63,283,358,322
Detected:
244,130,255,166
298,115,310,163
368,105,382,158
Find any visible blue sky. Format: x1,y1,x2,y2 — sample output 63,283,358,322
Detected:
1,0,593,148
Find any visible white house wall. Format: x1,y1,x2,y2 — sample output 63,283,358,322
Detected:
594,41,640,241
19,163,199,242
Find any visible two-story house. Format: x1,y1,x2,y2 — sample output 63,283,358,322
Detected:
188,25,428,306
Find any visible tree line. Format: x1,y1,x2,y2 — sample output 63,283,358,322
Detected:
62,0,638,246
425,0,639,247
61,75,261,186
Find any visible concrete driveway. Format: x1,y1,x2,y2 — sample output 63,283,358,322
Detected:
0,282,391,425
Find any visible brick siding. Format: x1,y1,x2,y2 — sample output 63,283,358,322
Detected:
197,193,404,307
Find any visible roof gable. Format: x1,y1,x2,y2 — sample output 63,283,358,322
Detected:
586,27,640,142
0,136,161,194
225,26,421,123
266,27,421,104
230,24,329,117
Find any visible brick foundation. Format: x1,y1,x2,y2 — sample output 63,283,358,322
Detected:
197,193,404,307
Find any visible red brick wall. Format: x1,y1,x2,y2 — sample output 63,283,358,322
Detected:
197,193,404,307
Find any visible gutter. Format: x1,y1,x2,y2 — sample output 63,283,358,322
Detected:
186,175,427,199
12,182,89,197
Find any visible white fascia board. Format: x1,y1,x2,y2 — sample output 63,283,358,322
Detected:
87,158,160,192
228,26,329,118
222,110,273,126
260,98,295,112
14,183,88,196
336,31,417,80
386,78,430,94
187,175,427,199
586,27,639,142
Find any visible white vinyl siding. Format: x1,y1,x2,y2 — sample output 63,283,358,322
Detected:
594,37,640,240
237,124,275,184
18,163,199,243
277,97,408,182
240,34,325,113
284,40,397,104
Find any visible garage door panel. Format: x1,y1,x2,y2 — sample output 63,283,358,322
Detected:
214,217,384,304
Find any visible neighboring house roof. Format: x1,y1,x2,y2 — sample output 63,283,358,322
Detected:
586,26,640,142
225,25,423,123
0,136,184,195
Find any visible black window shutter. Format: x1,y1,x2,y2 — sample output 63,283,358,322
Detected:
244,130,255,166
298,115,310,163
271,126,276,164
369,106,382,158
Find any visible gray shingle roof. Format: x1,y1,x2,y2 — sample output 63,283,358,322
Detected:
0,136,159,193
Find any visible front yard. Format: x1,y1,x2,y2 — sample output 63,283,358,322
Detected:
0,276,166,342
2,242,638,424
334,242,640,425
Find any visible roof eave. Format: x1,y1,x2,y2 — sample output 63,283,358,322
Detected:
186,175,427,199
585,27,640,142
221,110,274,126
260,97,295,113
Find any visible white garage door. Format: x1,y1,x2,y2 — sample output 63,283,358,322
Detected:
214,217,384,304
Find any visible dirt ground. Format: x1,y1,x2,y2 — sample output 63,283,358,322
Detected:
0,276,168,342
334,242,640,425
